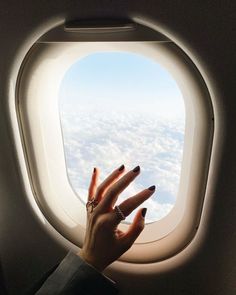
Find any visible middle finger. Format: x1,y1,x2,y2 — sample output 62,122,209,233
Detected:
99,165,141,210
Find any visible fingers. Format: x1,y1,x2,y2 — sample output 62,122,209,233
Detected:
118,185,155,218
95,164,125,203
120,208,147,249
99,166,141,210
88,167,99,201
108,185,155,225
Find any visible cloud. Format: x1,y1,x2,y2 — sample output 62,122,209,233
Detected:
60,105,185,223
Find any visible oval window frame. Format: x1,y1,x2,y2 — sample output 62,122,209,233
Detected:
15,21,214,264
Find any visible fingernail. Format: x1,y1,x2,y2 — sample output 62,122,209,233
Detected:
118,164,125,171
148,185,156,191
133,165,140,173
142,208,147,218
93,167,96,173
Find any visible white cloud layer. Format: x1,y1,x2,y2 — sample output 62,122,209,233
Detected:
60,105,185,223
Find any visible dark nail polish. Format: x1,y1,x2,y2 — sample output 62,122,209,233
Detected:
142,208,147,218
133,165,140,173
148,185,156,191
93,167,96,173
118,164,125,171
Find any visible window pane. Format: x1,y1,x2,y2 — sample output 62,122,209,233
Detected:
59,51,185,223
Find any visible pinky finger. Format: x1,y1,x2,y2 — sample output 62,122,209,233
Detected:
88,167,99,201
120,208,146,249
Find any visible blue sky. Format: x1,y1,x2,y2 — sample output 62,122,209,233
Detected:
59,52,185,118
59,51,185,223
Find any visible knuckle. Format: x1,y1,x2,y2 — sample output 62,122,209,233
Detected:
120,201,134,216
123,206,132,216
105,187,116,198
136,222,145,233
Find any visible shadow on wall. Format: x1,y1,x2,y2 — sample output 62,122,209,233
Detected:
0,259,7,294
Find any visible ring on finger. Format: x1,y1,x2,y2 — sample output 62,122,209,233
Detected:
86,198,98,213
114,205,126,221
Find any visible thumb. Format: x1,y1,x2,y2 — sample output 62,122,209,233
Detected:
121,208,147,249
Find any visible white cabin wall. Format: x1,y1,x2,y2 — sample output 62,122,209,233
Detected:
0,1,235,294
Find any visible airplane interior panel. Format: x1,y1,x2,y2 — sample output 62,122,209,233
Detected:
0,1,235,294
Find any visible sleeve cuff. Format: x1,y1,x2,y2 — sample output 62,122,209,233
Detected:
36,251,119,295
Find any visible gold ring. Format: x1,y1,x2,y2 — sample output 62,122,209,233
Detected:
86,198,98,213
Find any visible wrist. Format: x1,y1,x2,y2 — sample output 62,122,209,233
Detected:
79,250,105,272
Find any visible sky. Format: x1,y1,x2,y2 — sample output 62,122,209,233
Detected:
58,51,185,223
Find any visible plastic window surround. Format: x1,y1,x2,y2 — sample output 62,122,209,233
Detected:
16,22,213,264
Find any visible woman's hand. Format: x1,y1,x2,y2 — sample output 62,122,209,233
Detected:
79,165,156,272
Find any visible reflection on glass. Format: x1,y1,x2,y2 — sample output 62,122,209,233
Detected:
59,52,185,223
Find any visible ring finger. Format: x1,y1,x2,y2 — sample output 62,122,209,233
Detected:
110,185,156,224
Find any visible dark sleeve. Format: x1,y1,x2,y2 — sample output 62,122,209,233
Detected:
35,252,119,295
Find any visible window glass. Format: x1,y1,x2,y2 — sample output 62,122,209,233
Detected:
59,52,185,223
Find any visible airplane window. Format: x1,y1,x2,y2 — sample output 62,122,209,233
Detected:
15,21,213,262
59,52,185,223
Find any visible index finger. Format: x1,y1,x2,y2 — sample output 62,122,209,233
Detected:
88,167,99,201
94,164,125,203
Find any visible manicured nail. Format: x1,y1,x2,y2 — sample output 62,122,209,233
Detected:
142,208,147,218
148,185,156,191
133,165,140,173
118,164,125,171
93,167,96,173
